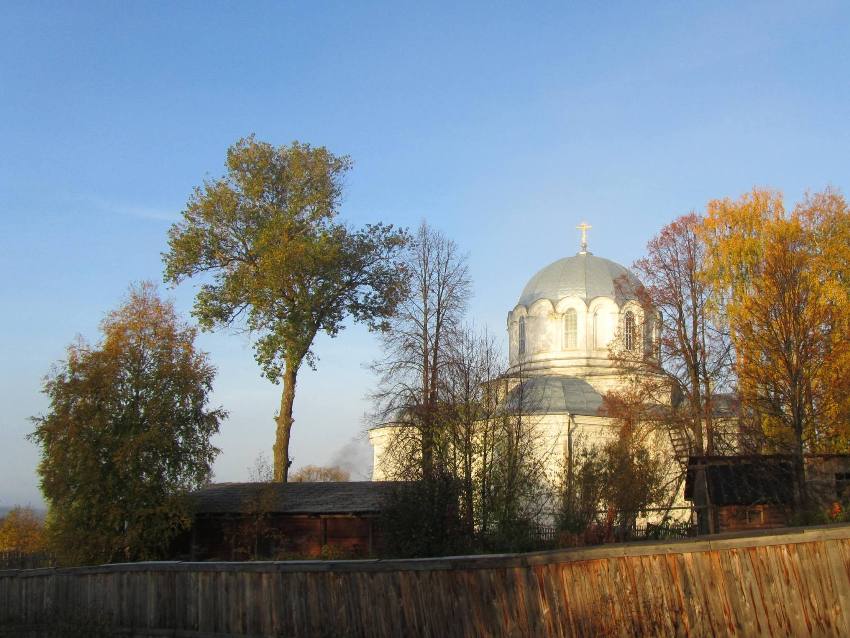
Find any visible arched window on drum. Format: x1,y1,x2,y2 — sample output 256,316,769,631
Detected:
593,310,603,349
518,316,526,356
624,311,636,352
563,309,577,350
652,315,661,358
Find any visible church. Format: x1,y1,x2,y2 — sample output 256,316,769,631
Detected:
369,224,686,522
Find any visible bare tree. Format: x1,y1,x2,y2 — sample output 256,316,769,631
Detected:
290,465,350,482
602,214,737,534
224,454,280,560
482,364,558,546
371,221,471,481
440,326,490,534
611,213,734,458
371,223,556,552
375,325,557,553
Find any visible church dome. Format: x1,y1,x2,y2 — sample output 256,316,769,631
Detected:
517,252,642,307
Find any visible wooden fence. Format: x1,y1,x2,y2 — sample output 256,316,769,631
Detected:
0,551,54,571
3,523,850,637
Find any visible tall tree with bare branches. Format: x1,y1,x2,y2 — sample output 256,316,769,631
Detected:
372,221,471,481
611,213,734,457
439,326,501,535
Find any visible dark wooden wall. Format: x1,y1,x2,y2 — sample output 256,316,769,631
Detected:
190,514,376,560
3,524,850,637
716,504,788,533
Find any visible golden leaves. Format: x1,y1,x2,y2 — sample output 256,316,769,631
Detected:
701,188,850,452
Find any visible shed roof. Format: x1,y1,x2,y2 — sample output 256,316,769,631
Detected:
190,481,404,516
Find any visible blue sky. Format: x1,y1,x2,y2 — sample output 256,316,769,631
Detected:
1,1,848,507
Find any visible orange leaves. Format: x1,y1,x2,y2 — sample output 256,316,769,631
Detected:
701,188,850,454
30,283,225,564
701,189,785,303
0,507,45,553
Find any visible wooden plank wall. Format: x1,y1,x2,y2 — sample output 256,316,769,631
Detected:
3,524,850,637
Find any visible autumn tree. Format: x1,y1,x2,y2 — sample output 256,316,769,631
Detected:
603,214,738,532
164,136,408,481
701,188,850,511
30,283,224,565
552,375,671,543
0,507,45,553
619,214,735,455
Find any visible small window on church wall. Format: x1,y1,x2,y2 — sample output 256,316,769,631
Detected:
624,311,636,351
563,309,577,349
518,317,526,355
645,315,661,358
593,310,603,349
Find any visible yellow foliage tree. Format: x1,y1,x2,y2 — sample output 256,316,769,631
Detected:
701,188,850,510
0,507,45,553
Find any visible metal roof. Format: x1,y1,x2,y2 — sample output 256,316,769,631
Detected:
518,253,642,307
503,375,604,415
190,481,404,515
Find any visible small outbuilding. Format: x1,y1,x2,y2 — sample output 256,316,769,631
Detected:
685,455,850,533
182,481,402,560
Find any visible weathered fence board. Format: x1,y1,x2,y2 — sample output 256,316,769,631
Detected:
3,524,850,637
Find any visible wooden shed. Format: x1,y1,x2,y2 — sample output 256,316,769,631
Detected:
182,481,402,560
685,454,850,533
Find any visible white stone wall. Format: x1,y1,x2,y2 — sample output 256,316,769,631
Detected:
368,426,397,481
369,413,689,524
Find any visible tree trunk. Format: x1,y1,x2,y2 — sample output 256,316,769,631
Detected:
791,424,807,514
274,364,298,482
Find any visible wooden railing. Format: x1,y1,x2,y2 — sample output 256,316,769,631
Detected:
3,523,850,636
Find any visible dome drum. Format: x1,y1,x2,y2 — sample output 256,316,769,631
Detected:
507,251,655,391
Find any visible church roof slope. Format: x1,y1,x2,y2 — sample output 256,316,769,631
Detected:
518,253,642,307
503,375,604,415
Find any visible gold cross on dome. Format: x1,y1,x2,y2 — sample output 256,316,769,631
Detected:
577,222,592,253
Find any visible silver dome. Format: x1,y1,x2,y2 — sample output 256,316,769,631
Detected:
518,253,642,307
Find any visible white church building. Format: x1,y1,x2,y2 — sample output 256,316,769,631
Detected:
369,225,684,517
